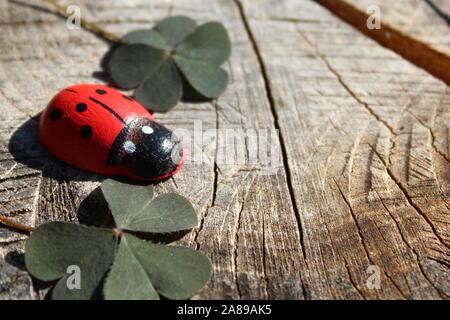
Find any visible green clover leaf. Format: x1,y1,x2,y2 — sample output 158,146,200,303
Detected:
104,234,211,300
108,15,231,112
100,179,197,233
25,222,117,300
25,179,211,300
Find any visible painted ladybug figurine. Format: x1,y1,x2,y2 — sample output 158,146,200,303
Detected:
39,84,185,181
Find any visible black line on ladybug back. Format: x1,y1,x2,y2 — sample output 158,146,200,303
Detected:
89,97,126,124
64,89,78,93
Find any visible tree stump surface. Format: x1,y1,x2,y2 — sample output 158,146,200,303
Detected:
318,0,450,85
0,0,448,300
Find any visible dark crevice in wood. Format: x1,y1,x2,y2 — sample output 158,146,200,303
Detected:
0,237,27,245
416,257,448,299
252,17,321,24
170,176,178,189
404,128,413,185
333,180,374,263
428,256,450,269
344,263,367,300
0,184,30,193
333,178,409,299
0,208,32,216
374,224,417,298
427,245,448,257
375,192,416,254
407,110,450,164
297,29,396,136
368,144,450,250
234,2,309,300
0,172,40,183
320,202,367,299
316,0,450,86
424,0,450,26
233,198,244,299
260,187,269,300
0,17,153,26
211,101,220,207
193,101,219,251
375,191,445,298
189,217,206,244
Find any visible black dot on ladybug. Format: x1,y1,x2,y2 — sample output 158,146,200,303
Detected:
80,125,92,139
122,95,133,101
50,108,62,121
96,89,107,95
123,141,136,154
76,103,88,112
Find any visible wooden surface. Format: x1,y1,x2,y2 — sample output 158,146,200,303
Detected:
318,0,450,85
331,0,450,54
0,0,448,300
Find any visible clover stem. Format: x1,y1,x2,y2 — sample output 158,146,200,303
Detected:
164,49,175,59
41,0,121,43
0,215,35,233
113,228,124,239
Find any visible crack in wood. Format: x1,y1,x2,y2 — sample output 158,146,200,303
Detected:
0,163,18,180
316,0,450,85
319,199,368,299
234,1,310,285
0,172,40,183
368,144,450,250
297,28,396,136
344,263,367,300
375,190,446,298
407,110,450,165
333,178,410,298
333,179,374,264
260,186,269,300
193,101,219,251
233,198,244,299
428,256,450,270
423,0,450,26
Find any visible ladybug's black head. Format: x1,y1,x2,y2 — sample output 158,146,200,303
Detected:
108,117,183,180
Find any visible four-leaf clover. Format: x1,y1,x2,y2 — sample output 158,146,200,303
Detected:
108,16,231,112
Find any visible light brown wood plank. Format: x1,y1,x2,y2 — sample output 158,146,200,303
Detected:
240,0,449,299
0,0,448,299
0,0,307,299
317,0,450,85
345,0,450,54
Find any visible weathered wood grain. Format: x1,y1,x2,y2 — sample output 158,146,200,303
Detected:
240,0,449,299
1,0,306,300
336,0,450,53
0,0,448,299
317,0,450,85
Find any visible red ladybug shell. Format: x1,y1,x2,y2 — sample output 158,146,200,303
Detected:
39,84,185,181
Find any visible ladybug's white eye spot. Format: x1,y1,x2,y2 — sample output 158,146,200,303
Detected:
161,139,173,152
123,141,136,154
141,126,154,134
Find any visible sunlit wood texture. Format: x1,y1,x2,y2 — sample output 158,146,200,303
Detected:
318,0,450,85
0,0,448,299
